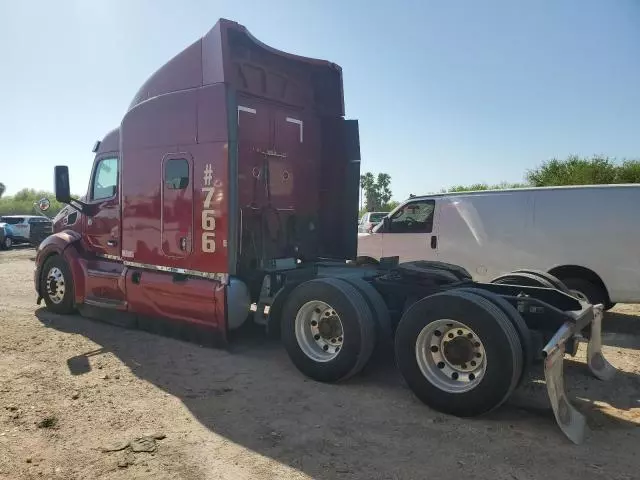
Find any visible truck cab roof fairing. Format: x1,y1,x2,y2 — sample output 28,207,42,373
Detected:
127,18,345,116
95,128,120,155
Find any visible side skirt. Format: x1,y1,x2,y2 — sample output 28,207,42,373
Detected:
77,304,227,348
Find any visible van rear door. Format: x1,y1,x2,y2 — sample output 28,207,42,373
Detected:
380,198,438,263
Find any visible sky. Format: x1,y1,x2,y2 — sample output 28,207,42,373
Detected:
1,0,639,200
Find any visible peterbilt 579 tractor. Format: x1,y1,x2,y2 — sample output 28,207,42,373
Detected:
34,18,616,444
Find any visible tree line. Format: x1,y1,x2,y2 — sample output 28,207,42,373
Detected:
360,155,640,216
0,188,66,217
445,155,640,192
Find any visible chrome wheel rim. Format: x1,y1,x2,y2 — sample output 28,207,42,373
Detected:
415,319,487,393
4,237,11,248
295,300,344,362
46,267,66,304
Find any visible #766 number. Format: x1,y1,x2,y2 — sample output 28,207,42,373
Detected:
201,186,216,253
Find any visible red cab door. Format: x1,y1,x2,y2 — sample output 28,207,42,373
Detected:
161,154,194,259
84,155,120,258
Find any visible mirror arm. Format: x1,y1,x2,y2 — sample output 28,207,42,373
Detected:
68,198,91,215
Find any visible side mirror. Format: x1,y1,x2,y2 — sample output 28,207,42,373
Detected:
37,198,51,212
54,166,71,203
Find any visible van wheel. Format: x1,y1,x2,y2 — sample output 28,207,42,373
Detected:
559,277,607,307
41,255,75,314
281,278,377,383
395,290,523,417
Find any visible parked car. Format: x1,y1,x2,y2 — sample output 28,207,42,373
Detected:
0,215,53,250
0,221,17,250
358,211,386,233
357,184,640,308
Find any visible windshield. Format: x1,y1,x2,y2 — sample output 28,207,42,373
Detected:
0,217,24,225
368,213,386,223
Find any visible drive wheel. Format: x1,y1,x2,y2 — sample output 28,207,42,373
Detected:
490,271,555,289
454,287,532,386
281,278,377,383
395,290,523,417
2,236,12,250
510,269,571,293
338,276,392,341
41,255,75,314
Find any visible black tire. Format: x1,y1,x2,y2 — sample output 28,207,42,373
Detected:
558,277,607,307
398,260,473,282
454,287,532,386
40,255,75,314
2,236,13,250
510,269,571,293
512,269,614,310
395,290,523,417
355,256,379,267
490,271,555,289
337,276,392,342
281,278,377,383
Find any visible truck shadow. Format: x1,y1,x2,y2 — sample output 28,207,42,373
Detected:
603,311,640,340
35,309,640,479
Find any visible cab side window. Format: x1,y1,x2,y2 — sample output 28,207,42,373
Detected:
91,157,118,201
388,200,435,233
164,159,190,190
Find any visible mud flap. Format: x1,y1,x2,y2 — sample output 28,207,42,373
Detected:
543,332,587,445
543,306,618,444
586,305,616,381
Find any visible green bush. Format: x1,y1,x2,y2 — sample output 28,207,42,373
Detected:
0,189,65,217
444,156,640,192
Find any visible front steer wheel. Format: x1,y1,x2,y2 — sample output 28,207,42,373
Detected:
40,255,75,314
281,278,377,383
395,290,523,417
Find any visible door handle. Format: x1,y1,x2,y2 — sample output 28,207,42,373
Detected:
430,235,437,249
107,240,117,247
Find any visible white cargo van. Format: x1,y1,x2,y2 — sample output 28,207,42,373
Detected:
357,184,640,309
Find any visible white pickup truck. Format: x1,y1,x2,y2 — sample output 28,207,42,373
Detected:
357,184,640,309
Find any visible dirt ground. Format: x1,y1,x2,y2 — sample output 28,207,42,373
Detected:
0,248,638,480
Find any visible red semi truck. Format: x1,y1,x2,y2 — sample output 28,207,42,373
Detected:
35,18,615,444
